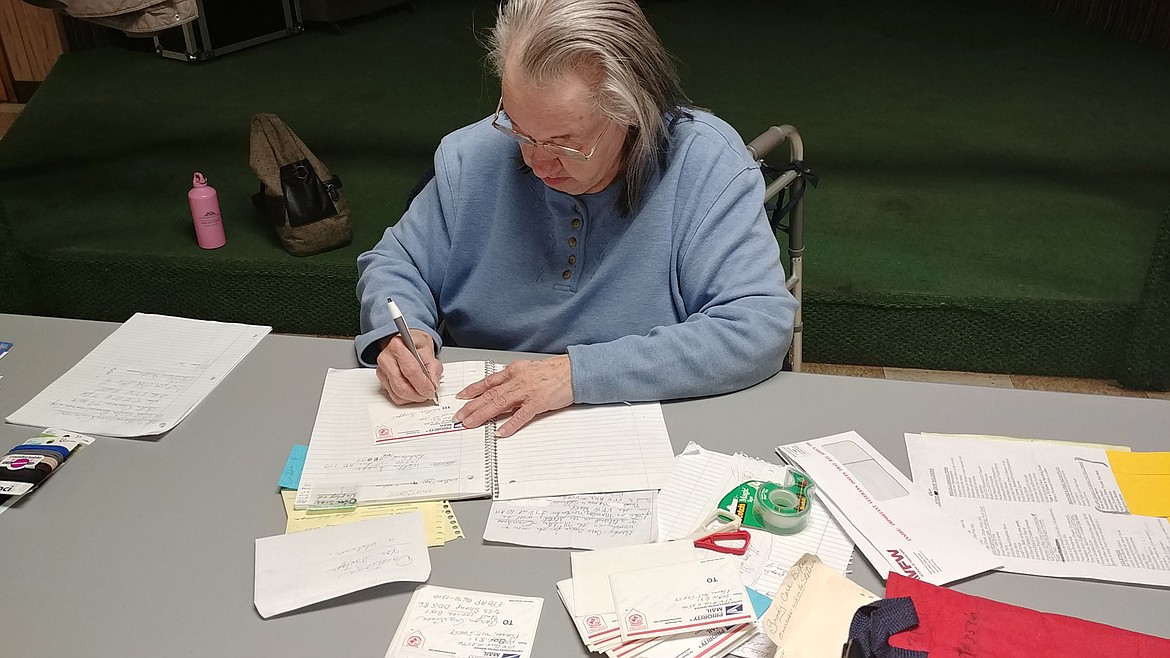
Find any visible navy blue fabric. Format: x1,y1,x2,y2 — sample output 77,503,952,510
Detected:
847,597,928,658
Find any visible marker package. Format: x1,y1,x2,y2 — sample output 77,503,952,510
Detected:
0,428,94,502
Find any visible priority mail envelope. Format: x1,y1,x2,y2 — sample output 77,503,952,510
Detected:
777,431,1001,585
610,555,754,641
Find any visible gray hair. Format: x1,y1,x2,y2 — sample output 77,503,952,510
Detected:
487,0,690,215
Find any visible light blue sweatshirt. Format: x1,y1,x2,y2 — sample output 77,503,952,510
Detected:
356,110,797,404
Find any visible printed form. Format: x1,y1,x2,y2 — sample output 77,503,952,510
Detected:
906,433,1170,586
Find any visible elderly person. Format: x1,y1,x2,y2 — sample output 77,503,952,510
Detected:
356,0,797,437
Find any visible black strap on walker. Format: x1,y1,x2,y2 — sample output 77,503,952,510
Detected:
762,159,819,234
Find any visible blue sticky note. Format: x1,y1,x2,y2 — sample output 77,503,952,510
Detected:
278,444,308,490
746,586,772,619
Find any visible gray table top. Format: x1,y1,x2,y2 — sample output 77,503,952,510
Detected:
1,313,1168,656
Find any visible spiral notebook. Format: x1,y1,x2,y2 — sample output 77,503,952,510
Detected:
294,363,676,508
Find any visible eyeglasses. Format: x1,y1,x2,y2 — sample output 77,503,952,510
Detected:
491,99,609,161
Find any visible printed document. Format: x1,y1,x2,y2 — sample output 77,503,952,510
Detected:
385,585,543,658
6,313,269,437
253,512,431,618
778,431,1002,585
484,491,655,549
906,433,1170,586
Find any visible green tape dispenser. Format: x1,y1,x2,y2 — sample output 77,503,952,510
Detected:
717,468,816,535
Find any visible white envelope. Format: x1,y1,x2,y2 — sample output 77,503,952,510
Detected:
571,541,701,617
610,555,754,641
635,623,756,658
777,431,1001,585
556,578,622,651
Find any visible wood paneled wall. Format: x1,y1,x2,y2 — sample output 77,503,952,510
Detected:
0,0,66,102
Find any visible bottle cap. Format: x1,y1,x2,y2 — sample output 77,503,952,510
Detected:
192,172,208,187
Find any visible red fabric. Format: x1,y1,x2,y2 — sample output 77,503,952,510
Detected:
885,574,1170,658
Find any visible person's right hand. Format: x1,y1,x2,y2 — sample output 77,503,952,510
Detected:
375,330,443,404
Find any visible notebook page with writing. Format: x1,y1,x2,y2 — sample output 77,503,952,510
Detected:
492,402,675,500
294,365,490,508
6,313,270,437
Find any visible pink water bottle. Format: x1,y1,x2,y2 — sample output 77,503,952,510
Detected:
188,172,226,249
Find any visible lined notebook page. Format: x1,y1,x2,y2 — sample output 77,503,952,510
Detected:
656,442,736,540
493,402,676,500
5,313,270,437
295,366,490,507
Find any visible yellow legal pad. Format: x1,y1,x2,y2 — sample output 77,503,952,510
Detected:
279,490,464,546
1106,451,1170,518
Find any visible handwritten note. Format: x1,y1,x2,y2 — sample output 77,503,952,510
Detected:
385,585,543,658
253,511,431,619
760,554,878,658
483,491,655,549
6,313,269,437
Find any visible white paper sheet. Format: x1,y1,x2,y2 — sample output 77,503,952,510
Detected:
484,491,656,549
777,431,1002,585
6,313,269,437
759,553,879,658
610,555,754,641
571,541,701,618
906,433,1170,586
253,512,431,619
385,585,543,658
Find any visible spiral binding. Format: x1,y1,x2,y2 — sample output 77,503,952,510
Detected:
484,360,500,499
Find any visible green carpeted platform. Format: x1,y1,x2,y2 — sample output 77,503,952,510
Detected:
1,0,1168,387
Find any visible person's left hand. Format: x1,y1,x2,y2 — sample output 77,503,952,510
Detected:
453,355,574,437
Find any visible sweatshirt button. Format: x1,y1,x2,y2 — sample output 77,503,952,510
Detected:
568,237,577,248
571,218,581,229
568,255,577,265
562,270,572,280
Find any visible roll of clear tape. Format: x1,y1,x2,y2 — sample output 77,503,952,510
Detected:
755,469,815,534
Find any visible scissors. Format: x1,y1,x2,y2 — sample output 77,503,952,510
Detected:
688,509,752,556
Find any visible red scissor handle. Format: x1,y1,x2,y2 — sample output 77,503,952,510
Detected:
694,529,751,556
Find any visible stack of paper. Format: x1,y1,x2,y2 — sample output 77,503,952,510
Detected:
560,542,757,658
